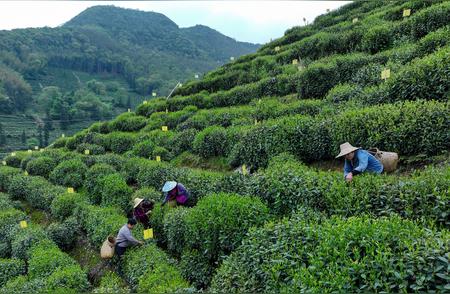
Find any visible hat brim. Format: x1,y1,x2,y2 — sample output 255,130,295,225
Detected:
133,198,144,208
162,182,177,193
335,147,360,158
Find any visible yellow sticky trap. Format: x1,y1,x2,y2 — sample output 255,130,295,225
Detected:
152,92,157,97
292,59,298,65
242,164,248,176
179,83,183,87
352,18,358,23
165,108,169,113
230,56,235,61
162,126,168,132
403,9,411,17
40,148,44,152
84,149,90,155
24,171,28,176
34,146,39,150
20,221,28,229
258,99,262,104
254,119,258,125
156,156,161,162
143,101,148,105
61,134,65,138
2,160,6,166
143,228,154,240
11,152,16,156
195,74,199,79
274,46,280,52
128,108,131,113
381,68,391,80
27,150,32,153
67,187,75,194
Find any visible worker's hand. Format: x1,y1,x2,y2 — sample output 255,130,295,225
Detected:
139,241,144,245
346,172,353,182
145,210,152,215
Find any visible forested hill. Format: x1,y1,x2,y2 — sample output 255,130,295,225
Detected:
0,5,259,153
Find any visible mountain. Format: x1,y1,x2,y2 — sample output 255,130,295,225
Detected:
0,5,259,154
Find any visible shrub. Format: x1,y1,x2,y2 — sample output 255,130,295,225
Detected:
168,128,199,155
132,139,156,158
50,159,88,189
137,263,190,294
4,152,26,168
46,264,89,292
11,225,48,260
180,193,269,288
132,187,161,204
211,214,450,293
94,153,126,171
361,23,394,53
149,204,170,247
109,113,147,132
28,240,76,279
52,137,68,148
163,207,189,258
51,192,87,221
0,209,26,257
416,26,450,57
104,132,136,154
351,62,384,88
46,217,80,250
193,126,229,158
93,271,129,293
122,244,174,288
85,163,117,204
0,167,21,191
78,204,126,247
0,276,47,294
326,83,363,104
25,157,57,178
137,161,180,190
0,258,25,287
76,143,105,155
99,173,133,212
152,146,172,162
0,193,12,210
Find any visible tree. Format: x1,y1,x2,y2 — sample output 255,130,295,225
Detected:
38,126,43,147
0,123,6,146
44,120,52,146
21,130,26,145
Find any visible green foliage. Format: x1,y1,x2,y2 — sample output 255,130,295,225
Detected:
105,132,136,154
85,163,117,204
0,166,21,191
193,126,229,158
0,209,25,257
326,83,362,104
49,159,88,189
131,139,156,158
78,204,126,247
93,271,129,293
0,276,47,294
28,240,76,279
4,152,26,168
137,263,190,294
152,146,172,161
46,216,80,250
361,23,394,53
163,207,189,258
132,187,161,204
11,225,48,260
25,157,57,178
98,173,133,212
416,25,450,56
0,193,13,210
51,192,87,221
46,264,89,292
109,113,147,132
0,258,25,287
179,193,269,288
76,143,105,155
211,214,450,293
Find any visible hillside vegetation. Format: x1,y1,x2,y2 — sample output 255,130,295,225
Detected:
1,0,449,293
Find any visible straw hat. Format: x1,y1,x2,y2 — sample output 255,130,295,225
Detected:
336,142,360,158
133,198,144,208
162,181,177,193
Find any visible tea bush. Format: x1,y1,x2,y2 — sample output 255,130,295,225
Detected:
11,225,48,260
93,271,129,293
104,132,136,154
75,143,105,155
0,167,21,191
45,264,89,292
0,276,47,294
4,152,27,168
132,187,161,204
85,163,117,204
0,209,26,257
163,207,189,258
131,139,156,158
49,159,88,189
28,240,76,279
46,216,80,250
179,193,269,288
137,263,190,294
51,192,87,221
0,258,25,287
211,214,450,293
109,112,147,132
25,157,57,178
98,173,133,212
193,126,229,158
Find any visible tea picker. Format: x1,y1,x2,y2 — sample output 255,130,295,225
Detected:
161,181,190,207
336,142,398,182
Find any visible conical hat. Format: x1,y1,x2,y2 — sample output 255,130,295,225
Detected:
133,198,144,208
336,142,360,158
162,181,177,193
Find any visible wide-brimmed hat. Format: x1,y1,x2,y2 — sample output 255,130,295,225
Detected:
133,198,144,208
162,181,177,193
336,142,360,158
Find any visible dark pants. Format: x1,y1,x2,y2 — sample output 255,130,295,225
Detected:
115,244,127,257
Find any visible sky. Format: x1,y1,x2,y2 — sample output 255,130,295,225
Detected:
0,1,350,44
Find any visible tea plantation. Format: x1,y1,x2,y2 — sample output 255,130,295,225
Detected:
0,0,449,292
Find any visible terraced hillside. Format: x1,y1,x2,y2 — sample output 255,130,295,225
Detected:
0,1,449,293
